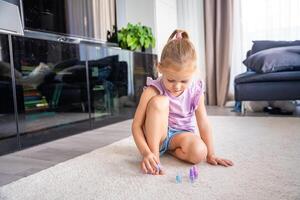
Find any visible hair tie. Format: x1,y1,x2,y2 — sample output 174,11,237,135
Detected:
172,32,183,41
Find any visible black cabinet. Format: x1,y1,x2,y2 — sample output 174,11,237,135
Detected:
0,35,157,155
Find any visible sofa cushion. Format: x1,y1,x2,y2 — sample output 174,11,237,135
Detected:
251,40,300,55
234,71,300,84
243,46,300,73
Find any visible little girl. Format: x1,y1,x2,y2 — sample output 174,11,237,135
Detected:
132,30,233,175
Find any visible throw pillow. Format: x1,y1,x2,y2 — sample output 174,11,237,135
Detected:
251,40,300,55
243,46,300,73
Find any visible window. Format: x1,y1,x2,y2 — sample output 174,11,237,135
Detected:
241,0,300,57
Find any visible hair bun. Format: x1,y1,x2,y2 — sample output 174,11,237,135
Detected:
168,29,189,42
160,29,196,69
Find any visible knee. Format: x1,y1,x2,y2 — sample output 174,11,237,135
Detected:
188,141,208,164
148,95,169,112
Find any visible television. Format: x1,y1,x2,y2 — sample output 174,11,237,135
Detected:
22,0,116,42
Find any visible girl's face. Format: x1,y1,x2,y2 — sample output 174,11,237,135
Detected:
159,62,196,97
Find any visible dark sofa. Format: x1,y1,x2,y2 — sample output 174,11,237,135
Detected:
234,40,300,114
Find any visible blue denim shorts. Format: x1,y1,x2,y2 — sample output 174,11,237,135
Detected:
159,127,190,156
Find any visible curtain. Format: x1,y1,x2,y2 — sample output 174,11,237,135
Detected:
65,0,87,37
228,0,243,100
92,0,116,41
203,0,234,106
177,0,206,81
65,0,115,41
241,0,300,55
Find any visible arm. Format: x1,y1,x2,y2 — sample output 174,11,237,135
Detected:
195,95,215,157
195,95,233,167
132,87,163,174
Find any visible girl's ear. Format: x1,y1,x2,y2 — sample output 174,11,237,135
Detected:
156,63,162,74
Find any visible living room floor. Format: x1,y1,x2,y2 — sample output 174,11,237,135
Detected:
0,105,299,187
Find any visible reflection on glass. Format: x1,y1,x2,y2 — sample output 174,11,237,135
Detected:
12,36,89,134
0,34,18,145
23,0,116,41
85,46,157,122
86,46,130,120
133,52,158,102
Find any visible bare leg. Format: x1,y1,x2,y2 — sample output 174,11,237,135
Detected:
168,133,208,164
144,95,169,160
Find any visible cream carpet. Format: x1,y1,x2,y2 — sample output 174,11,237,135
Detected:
0,116,300,200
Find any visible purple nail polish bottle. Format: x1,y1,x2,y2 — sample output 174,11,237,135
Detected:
189,168,194,183
193,166,198,179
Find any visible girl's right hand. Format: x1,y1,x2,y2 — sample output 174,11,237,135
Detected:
141,152,162,175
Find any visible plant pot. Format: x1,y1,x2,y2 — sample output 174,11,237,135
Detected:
141,47,152,53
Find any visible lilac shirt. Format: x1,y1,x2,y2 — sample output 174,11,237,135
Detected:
146,77,204,133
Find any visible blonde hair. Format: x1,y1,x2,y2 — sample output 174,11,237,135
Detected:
160,29,197,70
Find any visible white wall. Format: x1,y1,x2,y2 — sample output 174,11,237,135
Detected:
116,0,206,78
116,0,156,45
177,0,206,80
115,0,126,29
116,0,177,55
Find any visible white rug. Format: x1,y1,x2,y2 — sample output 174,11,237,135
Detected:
1,116,300,200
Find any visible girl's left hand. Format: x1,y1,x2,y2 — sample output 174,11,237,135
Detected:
206,155,234,167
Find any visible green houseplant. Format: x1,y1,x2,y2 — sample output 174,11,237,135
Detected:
117,23,156,51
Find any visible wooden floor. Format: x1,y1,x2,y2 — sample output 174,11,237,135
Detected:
0,106,299,186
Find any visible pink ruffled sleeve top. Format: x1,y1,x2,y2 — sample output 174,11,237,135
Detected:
146,76,205,133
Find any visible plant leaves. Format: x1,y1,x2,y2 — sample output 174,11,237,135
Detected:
117,23,155,51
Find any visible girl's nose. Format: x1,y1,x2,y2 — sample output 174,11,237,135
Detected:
174,83,181,91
